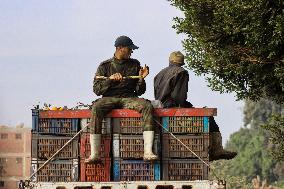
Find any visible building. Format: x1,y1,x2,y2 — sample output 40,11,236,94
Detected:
0,125,31,189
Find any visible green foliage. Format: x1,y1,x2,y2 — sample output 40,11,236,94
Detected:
210,129,281,187
169,0,284,103
243,99,283,129
168,0,284,185
210,99,284,187
262,114,284,161
275,180,284,188
210,161,252,189
210,160,252,189
226,130,277,182
243,99,284,161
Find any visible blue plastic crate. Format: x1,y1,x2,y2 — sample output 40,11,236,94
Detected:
33,117,79,135
32,109,39,132
113,159,160,181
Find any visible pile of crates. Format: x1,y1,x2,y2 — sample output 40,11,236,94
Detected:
31,110,80,182
161,116,209,180
31,108,211,182
79,118,112,182
112,116,161,181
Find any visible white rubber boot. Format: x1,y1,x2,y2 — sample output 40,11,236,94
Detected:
143,131,158,161
85,134,101,163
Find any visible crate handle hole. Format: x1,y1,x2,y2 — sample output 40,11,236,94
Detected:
155,185,173,189
101,186,112,189
182,185,193,189
137,185,148,189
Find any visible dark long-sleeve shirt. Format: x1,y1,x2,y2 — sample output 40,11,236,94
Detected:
154,63,189,107
93,57,146,97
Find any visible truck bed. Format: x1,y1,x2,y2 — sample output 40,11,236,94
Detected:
24,180,225,189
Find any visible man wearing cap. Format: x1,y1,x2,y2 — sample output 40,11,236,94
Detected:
85,36,158,163
154,51,192,108
154,51,237,161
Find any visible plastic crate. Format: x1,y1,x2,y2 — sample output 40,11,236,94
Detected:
113,158,160,181
162,159,209,181
80,118,111,134
33,118,79,135
31,134,79,159
80,133,111,159
32,109,39,132
80,158,111,182
113,134,160,159
162,116,209,134
162,134,209,159
112,117,161,134
31,158,79,182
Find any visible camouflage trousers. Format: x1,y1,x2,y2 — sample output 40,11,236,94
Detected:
90,97,154,134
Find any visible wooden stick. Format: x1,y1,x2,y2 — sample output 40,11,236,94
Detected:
95,75,142,79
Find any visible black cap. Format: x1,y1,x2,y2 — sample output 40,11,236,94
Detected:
114,36,139,50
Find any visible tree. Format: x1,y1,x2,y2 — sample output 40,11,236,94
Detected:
244,99,284,162
168,0,284,103
168,0,284,162
210,99,284,188
262,114,284,161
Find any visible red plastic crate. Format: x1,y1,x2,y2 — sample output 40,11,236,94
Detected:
36,108,217,119
162,134,209,159
162,159,209,181
80,158,111,182
113,134,160,159
80,133,111,158
31,134,79,159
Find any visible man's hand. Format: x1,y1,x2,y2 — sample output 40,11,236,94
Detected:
109,73,123,81
139,64,149,78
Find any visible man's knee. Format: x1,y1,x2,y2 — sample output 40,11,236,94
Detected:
92,98,114,114
91,103,101,113
144,101,154,111
139,99,154,111
123,98,153,112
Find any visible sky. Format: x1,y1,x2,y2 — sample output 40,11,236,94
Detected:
0,0,243,144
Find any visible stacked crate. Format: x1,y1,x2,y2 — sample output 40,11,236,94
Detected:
31,108,214,182
79,118,112,182
161,115,210,180
112,116,161,181
31,109,80,182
